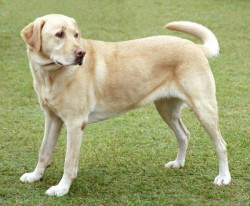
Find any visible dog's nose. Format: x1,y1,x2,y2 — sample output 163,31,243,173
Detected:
75,48,85,58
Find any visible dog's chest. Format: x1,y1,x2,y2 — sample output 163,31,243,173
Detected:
32,72,60,114
37,85,58,112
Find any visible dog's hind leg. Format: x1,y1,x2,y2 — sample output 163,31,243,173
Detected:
190,97,231,185
154,98,190,168
178,65,231,185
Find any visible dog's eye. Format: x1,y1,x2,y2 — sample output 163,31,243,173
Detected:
74,33,79,38
55,31,64,38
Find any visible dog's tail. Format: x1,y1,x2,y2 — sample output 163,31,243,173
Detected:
165,21,219,58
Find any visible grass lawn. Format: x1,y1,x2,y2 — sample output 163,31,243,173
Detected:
0,0,249,205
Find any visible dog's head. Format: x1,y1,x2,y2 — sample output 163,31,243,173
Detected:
21,14,85,67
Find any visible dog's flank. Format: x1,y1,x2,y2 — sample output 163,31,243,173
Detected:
20,14,231,197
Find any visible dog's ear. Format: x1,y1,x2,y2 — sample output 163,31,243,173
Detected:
21,19,45,52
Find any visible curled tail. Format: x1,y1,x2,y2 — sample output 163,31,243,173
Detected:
166,21,219,58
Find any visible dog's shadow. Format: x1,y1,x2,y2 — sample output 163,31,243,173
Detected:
68,160,190,198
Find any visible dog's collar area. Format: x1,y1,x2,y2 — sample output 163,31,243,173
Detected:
30,53,84,68
55,61,63,66
41,61,57,66
31,59,64,72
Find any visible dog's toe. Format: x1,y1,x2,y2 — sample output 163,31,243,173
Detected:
45,185,69,197
214,174,231,186
20,172,42,183
165,160,184,168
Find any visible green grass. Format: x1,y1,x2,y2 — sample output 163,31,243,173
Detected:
0,0,249,205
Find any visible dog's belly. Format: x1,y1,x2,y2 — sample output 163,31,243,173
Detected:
88,110,116,123
88,82,181,123
88,102,124,123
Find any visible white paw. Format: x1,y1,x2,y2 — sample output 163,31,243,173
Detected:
45,185,69,197
165,160,184,168
214,174,231,186
20,172,42,183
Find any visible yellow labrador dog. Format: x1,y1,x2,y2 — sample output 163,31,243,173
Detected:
20,14,231,196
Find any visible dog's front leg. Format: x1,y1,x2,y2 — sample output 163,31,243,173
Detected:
20,110,63,183
45,119,86,197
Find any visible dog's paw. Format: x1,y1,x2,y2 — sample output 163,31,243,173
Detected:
214,174,231,186
20,172,42,183
45,185,69,197
165,160,184,169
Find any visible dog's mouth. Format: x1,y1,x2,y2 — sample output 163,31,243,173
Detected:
73,56,83,66
55,57,84,66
